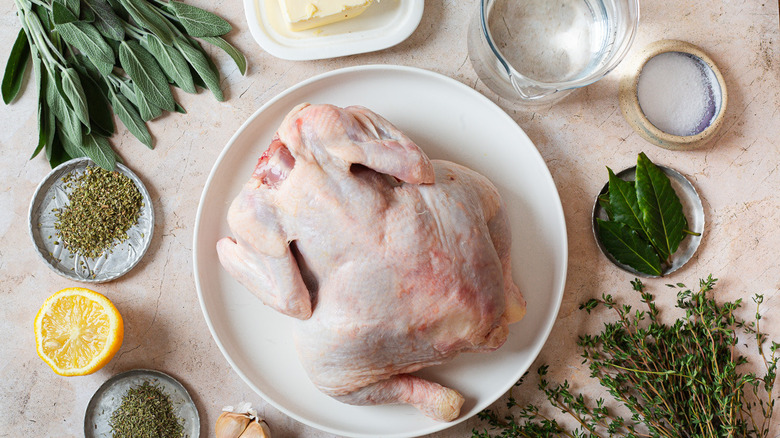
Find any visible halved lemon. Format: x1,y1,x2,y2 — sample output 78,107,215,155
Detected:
34,287,124,376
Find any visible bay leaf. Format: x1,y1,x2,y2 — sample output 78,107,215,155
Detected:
597,219,662,276
635,152,686,261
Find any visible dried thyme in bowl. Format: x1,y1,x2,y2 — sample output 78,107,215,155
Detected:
109,380,186,438
54,166,143,259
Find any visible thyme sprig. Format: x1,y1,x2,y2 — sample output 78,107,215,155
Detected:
474,276,778,437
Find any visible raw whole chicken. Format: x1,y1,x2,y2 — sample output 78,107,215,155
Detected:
217,103,526,422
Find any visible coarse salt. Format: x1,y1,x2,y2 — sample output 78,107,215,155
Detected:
637,51,720,136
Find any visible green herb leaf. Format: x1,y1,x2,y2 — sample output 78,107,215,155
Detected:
30,51,47,160
175,37,223,101
47,135,72,168
119,40,176,112
61,68,91,131
607,167,649,240
141,34,196,94
45,69,82,143
80,73,115,137
2,28,30,104
202,36,246,75
111,92,153,148
59,122,87,158
59,0,81,16
55,21,115,74
117,0,175,45
83,0,125,41
81,132,117,170
133,84,163,121
169,1,232,37
596,218,662,276
52,1,79,25
635,152,686,261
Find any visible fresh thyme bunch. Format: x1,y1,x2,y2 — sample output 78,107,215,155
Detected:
473,276,778,437
3,0,246,170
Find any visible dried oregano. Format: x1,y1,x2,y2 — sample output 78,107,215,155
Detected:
109,381,186,438
54,166,143,258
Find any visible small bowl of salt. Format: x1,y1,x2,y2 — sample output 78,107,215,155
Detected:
619,39,727,150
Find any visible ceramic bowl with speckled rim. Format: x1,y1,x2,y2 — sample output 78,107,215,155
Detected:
619,39,728,150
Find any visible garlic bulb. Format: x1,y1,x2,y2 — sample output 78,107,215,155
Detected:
215,412,251,438
215,403,271,438
238,419,272,438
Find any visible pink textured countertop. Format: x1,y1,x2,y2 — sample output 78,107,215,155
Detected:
2,1,779,436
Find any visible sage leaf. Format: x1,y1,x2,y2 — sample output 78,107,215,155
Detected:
170,1,232,37
59,122,87,158
105,0,129,20
83,0,125,41
118,0,175,45
30,52,47,159
142,34,196,94
2,28,30,104
119,40,176,112
61,68,91,131
55,21,115,74
52,1,79,25
175,37,223,101
607,167,649,240
81,132,117,170
202,36,246,75
635,152,686,261
47,135,72,168
80,73,115,136
134,85,163,121
111,92,153,148
597,219,662,276
59,0,81,16
45,69,82,143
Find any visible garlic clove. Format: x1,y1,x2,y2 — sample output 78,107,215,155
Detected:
238,419,272,438
215,411,251,438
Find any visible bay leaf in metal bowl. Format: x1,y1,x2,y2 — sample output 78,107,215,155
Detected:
592,164,704,277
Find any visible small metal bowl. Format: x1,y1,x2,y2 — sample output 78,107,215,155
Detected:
592,165,705,277
28,158,154,283
84,369,200,438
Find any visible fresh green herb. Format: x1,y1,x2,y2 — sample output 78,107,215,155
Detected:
473,276,778,437
54,165,143,258
597,153,699,276
3,0,247,170
109,380,186,438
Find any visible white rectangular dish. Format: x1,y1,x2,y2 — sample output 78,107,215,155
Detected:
244,0,424,60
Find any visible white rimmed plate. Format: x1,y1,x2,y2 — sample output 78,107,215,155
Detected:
244,0,424,60
193,65,568,437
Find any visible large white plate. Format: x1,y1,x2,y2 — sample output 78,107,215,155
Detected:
193,65,568,438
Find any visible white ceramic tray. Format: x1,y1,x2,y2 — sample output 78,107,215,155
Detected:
193,65,568,437
244,0,424,60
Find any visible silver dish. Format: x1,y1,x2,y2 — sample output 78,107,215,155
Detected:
84,369,200,438
28,158,154,283
592,165,705,277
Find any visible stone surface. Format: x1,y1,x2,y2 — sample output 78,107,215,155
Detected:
1,0,779,436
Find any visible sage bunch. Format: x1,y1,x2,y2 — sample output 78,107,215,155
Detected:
3,0,247,170
473,277,778,437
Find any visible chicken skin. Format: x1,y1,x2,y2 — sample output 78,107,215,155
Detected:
217,103,526,421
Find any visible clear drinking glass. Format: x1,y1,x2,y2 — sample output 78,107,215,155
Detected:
468,0,640,106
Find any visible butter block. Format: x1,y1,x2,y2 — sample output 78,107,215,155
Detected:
278,0,374,32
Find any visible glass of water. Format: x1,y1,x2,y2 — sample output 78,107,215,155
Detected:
468,0,640,106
